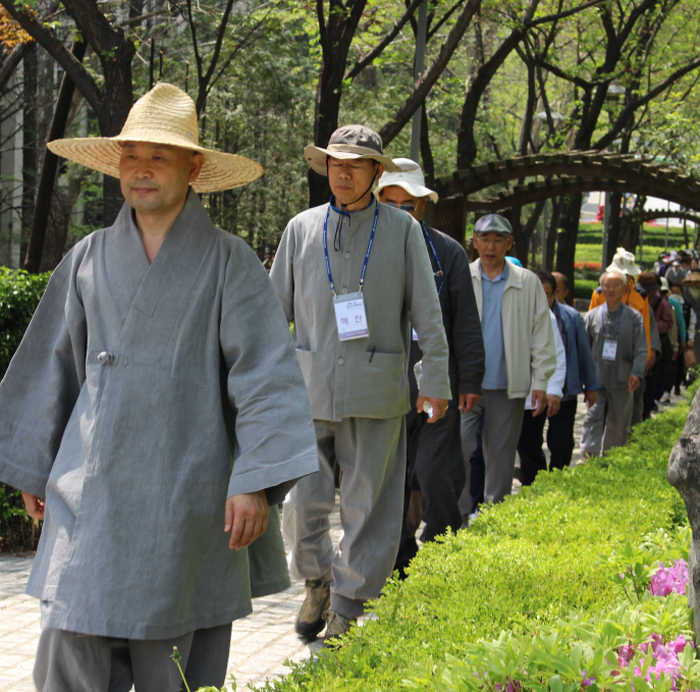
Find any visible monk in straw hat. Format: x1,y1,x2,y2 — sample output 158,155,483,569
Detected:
0,83,319,690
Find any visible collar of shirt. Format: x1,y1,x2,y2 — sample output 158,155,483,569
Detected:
329,194,377,222
479,258,509,284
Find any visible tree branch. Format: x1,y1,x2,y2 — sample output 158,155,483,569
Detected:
379,0,481,146
595,53,700,150
0,0,103,115
427,0,463,40
345,0,423,81
0,42,29,93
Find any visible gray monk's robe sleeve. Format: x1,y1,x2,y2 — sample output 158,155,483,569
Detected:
404,220,451,400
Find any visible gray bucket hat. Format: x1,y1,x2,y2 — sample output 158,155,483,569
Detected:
304,125,401,176
474,214,513,235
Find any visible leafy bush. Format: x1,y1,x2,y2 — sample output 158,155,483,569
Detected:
574,278,599,300
264,392,694,692
0,267,50,552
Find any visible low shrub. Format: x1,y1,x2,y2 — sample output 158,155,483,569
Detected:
0,267,50,552
263,392,694,692
574,278,599,300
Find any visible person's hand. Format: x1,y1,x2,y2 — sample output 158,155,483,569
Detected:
21,492,45,521
629,375,641,392
224,490,269,550
546,395,560,417
531,389,547,417
672,350,678,361
458,393,481,414
416,396,448,423
583,390,598,409
680,341,686,353
645,350,657,374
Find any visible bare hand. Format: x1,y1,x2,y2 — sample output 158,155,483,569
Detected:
416,396,448,423
458,393,482,414
21,492,45,521
629,375,641,392
645,351,657,375
531,390,547,417
224,490,269,550
546,395,561,417
583,390,598,409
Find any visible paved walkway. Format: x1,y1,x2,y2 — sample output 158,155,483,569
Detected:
0,390,686,691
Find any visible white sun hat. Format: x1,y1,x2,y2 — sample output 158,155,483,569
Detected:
374,158,438,203
605,247,640,277
47,83,263,193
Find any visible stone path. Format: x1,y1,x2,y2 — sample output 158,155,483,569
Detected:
0,389,687,691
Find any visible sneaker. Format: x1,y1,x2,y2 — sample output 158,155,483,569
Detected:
322,609,355,645
294,578,330,639
659,393,671,404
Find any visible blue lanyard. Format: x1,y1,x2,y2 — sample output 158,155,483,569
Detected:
323,201,379,298
421,222,443,295
602,304,622,339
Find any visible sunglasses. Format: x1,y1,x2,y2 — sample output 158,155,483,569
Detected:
384,203,416,212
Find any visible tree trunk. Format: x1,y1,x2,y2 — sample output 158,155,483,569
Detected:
555,193,581,306
545,197,562,272
21,43,37,253
420,103,435,188
23,40,87,273
606,191,623,267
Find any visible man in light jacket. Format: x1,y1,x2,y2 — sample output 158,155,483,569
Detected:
459,214,556,517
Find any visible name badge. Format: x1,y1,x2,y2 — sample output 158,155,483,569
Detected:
333,292,369,340
602,339,618,361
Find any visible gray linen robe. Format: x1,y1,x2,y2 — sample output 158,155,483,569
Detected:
270,199,451,420
0,191,319,639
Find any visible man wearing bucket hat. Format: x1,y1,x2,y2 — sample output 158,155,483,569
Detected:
373,158,484,574
457,213,556,517
0,83,319,690
270,127,450,642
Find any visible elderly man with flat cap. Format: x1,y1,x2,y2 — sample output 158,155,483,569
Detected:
270,127,450,642
0,83,319,691
373,158,484,574
458,214,555,519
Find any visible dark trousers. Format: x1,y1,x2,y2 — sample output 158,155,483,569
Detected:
394,405,464,576
547,398,578,470
468,415,485,515
517,410,548,487
642,364,659,420
675,354,686,391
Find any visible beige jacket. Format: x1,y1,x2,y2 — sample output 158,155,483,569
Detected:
470,259,556,398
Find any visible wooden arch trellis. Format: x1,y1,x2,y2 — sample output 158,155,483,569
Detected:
422,151,700,247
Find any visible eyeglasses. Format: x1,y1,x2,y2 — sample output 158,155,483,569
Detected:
476,235,508,247
384,203,416,212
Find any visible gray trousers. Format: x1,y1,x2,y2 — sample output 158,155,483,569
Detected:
458,390,526,514
580,385,634,457
631,376,645,426
283,416,406,619
33,622,231,692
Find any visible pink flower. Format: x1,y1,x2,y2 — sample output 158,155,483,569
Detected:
650,560,689,597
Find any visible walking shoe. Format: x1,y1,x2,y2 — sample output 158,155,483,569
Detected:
659,392,671,404
294,578,331,639
322,610,355,646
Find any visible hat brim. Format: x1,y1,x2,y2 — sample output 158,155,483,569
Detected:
375,179,438,204
304,144,401,176
683,272,700,284
47,134,263,193
605,262,640,277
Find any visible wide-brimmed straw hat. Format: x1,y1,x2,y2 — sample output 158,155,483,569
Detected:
304,125,401,176
683,271,700,284
47,83,263,193
605,247,640,277
375,158,438,203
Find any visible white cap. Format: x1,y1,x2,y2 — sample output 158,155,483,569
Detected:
605,247,640,277
375,158,438,203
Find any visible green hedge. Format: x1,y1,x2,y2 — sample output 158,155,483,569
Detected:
0,268,51,552
264,393,694,692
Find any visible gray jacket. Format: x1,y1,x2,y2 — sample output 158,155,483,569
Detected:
270,198,451,420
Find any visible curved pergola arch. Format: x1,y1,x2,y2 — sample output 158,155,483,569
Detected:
430,151,700,216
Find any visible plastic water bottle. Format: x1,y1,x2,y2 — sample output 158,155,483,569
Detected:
413,360,434,418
